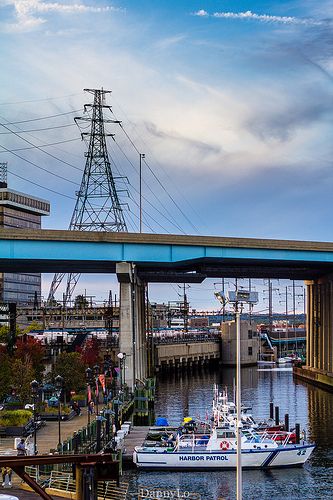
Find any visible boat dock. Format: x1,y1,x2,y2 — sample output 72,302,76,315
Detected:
122,425,149,467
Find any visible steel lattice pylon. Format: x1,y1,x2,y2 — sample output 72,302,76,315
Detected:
48,88,128,305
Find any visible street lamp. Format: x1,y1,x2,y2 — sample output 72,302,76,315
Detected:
117,352,126,390
55,374,64,449
215,288,258,500
30,380,38,455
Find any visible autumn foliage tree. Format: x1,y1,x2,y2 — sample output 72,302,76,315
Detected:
15,336,45,381
52,352,86,396
77,338,101,367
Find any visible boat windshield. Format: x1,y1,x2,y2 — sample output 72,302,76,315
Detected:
216,428,236,439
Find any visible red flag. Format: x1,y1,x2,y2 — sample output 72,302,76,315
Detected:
95,379,99,397
87,384,92,403
98,374,106,393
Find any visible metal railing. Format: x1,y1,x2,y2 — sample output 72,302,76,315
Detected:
23,466,128,499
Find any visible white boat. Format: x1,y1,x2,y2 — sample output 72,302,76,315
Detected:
212,387,258,429
257,353,276,366
277,356,294,365
133,425,315,470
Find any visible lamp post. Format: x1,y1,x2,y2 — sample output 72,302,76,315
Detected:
215,288,258,500
93,364,100,415
103,360,111,403
139,153,145,233
117,352,126,392
85,367,93,434
55,375,63,450
30,380,38,455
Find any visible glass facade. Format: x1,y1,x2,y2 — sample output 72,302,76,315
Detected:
0,187,50,305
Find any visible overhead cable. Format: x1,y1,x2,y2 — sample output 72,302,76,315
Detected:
0,137,80,153
0,142,78,185
7,168,75,199
3,110,81,125
117,121,200,234
0,121,82,172
110,138,186,234
0,123,75,134
0,93,81,106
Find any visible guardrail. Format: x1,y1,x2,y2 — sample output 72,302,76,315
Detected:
23,466,128,499
153,334,221,345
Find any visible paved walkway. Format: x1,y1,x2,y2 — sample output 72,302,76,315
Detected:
0,486,67,499
0,409,95,491
36,409,94,454
0,409,95,456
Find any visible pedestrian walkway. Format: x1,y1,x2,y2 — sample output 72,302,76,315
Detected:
36,408,95,454
0,408,95,456
1,486,68,499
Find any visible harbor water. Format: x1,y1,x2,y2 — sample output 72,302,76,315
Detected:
124,366,333,499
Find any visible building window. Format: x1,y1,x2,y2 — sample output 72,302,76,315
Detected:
248,330,253,339
248,346,253,356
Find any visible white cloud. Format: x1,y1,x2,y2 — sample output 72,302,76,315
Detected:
2,0,120,32
194,9,208,17
193,9,322,26
155,34,187,50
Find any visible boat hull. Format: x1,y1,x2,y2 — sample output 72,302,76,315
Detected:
133,444,315,470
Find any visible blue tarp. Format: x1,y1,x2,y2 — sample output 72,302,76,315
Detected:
155,417,169,426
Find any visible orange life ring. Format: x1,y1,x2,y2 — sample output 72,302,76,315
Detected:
220,440,230,450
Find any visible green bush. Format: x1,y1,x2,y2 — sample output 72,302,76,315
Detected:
0,409,32,427
42,405,71,415
72,394,86,402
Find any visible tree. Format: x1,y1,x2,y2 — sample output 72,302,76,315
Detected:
10,355,35,404
0,352,12,401
0,325,21,345
22,321,43,334
15,337,45,381
77,338,101,367
53,352,86,395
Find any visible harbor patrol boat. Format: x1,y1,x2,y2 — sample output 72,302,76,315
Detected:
133,425,315,470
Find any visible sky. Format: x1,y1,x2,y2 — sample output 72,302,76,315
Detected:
0,1,332,311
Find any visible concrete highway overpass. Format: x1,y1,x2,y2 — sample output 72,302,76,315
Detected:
1,228,333,391
1,228,333,281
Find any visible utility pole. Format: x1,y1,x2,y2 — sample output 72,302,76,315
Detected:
139,153,145,233
183,284,189,333
48,89,128,305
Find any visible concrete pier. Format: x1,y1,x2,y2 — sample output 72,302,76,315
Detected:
117,262,148,390
294,278,333,390
154,341,220,372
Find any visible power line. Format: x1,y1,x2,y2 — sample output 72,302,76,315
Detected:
110,137,186,233
0,123,75,135
0,137,80,153
0,93,81,106
3,109,81,125
118,121,200,233
0,121,82,172
110,99,206,232
0,142,78,185
7,168,74,199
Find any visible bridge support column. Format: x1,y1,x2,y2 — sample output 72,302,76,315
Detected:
296,278,333,390
116,262,147,390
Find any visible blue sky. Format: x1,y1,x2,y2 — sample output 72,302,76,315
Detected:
0,1,332,310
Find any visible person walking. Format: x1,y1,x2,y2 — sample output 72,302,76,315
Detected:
16,438,26,456
1,467,12,487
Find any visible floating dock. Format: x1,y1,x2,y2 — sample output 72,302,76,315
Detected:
122,426,149,467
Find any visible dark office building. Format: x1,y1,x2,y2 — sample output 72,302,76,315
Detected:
0,164,50,304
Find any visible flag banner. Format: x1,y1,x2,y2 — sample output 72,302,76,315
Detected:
87,384,92,403
98,374,106,393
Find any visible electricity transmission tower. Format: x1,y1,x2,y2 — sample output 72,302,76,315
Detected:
48,88,127,305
